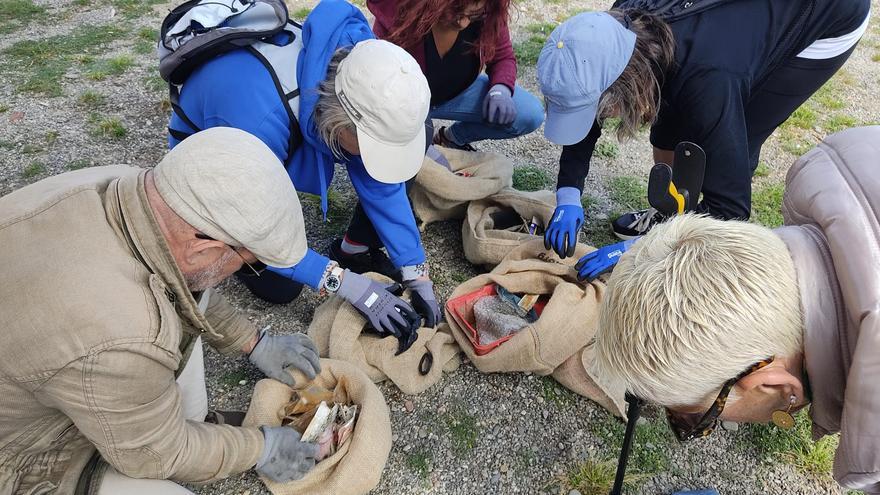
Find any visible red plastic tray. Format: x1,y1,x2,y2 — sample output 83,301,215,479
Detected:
446,284,546,356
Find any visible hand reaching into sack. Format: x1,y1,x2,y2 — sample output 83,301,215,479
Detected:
249,329,321,386
256,426,319,483
336,270,421,338
403,278,441,328
575,238,637,282
483,84,516,125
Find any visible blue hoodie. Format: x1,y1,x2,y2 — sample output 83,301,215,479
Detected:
168,0,426,287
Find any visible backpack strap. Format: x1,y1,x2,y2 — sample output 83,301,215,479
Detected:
168,83,201,142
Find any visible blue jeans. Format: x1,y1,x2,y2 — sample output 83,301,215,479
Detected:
429,74,544,145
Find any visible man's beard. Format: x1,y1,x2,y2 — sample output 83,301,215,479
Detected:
185,249,237,292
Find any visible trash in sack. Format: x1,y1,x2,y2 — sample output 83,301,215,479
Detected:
243,359,392,495
462,188,556,268
472,285,544,347
298,401,358,461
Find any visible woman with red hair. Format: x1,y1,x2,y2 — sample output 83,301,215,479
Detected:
369,0,544,150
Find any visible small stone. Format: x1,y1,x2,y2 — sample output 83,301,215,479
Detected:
721,420,740,432
542,410,550,420
636,417,649,426
437,405,447,415
500,463,509,474
537,397,545,404
9,112,24,123
403,444,412,452
490,472,501,484
404,400,414,413
557,442,565,450
569,490,583,495
238,379,247,385
418,427,429,439
392,434,399,442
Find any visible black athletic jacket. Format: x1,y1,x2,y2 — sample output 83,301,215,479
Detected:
558,0,870,219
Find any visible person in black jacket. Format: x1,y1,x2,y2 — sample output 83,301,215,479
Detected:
537,0,870,257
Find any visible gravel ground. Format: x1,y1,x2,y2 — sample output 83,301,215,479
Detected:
2,0,878,494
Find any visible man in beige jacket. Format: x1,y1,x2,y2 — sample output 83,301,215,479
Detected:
0,128,324,494
594,126,880,492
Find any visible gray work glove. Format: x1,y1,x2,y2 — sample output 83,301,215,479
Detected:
248,329,321,386
403,278,441,328
483,84,516,125
256,426,318,483
336,269,419,338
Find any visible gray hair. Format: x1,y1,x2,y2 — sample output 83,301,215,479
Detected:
593,214,803,408
314,48,356,160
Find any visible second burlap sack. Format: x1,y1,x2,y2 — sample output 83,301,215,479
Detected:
462,188,556,268
242,359,392,495
409,146,513,228
445,238,626,417
308,274,461,395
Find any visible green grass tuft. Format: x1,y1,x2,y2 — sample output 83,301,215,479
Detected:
109,0,166,18
739,411,838,476
135,27,158,55
292,7,312,19
513,23,555,66
512,166,551,191
0,0,45,35
751,182,784,228
144,74,167,93
220,369,248,388
3,24,128,96
444,408,479,453
607,176,648,211
78,90,105,109
405,450,432,479
0,103,9,113
753,161,771,178
558,458,647,495
784,105,818,130
590,410,673,474
91,116,127,139
540,376,575,408
85,55,135,80
66,159,92,171
594,141,619,159
824,114,857,134
21,161,46,179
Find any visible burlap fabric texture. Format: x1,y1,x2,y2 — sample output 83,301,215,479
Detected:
445,239,626,417
462,188,556,268
308,273,461,395
242,359,392,495
409,146,513,228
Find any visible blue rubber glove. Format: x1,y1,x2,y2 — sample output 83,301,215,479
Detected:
544,187,584,258
482,84,516,125
575,238,637,282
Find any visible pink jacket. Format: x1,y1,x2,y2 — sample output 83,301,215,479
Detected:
366,0,518,92
775,126,880,493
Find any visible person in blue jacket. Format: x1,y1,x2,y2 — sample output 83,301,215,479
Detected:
537,0,870,262
168,0,441,336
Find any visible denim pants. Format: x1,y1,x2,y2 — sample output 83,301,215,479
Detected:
430,74,545,145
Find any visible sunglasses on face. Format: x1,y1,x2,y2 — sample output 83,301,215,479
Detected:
665,358,774,441
194,232,263,277
609,358,774,495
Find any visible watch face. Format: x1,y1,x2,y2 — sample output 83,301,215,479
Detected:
326,275,341,292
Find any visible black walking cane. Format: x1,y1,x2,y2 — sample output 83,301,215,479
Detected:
610,393,644,495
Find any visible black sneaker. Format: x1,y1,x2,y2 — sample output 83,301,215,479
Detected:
433,126,477,152
328,238,402,282
612,208,667,240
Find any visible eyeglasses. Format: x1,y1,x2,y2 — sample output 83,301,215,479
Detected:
453,9,487,24
665,358,774,441
609,357,774,495
194,233,263,277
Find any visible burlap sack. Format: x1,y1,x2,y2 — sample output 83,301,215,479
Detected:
462,188,556,268
242,359,392,495
308,274,461,395
445,238,625,416
409,146,513,228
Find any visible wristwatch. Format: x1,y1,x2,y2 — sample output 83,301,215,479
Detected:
323,266,345,293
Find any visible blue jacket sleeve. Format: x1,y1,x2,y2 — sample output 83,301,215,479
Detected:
346,158,426,267
267,248,330,289
167,50,291,163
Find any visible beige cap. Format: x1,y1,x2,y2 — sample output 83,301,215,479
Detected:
153,127,307,268
335,39,430,184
